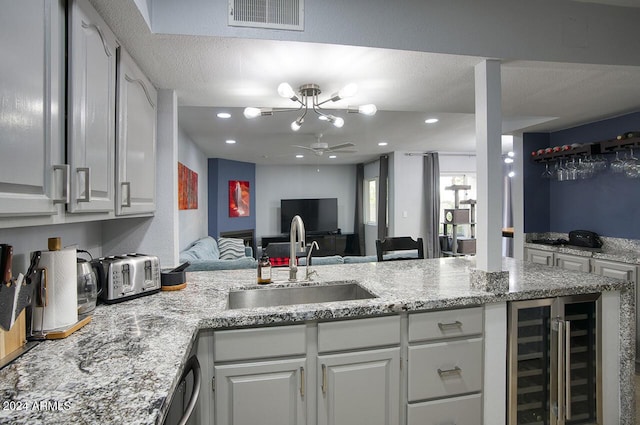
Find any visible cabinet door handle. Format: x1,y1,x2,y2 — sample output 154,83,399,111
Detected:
121,182,131,207
437,321,462,331
321,364,327,396
299,366,305,398
437,366,462,378
565,320,572,420
53,165,69,204
76,167,91,203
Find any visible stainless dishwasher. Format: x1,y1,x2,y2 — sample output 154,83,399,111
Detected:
164,355,201,425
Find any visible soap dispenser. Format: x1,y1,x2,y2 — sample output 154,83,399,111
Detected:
257,253,272,284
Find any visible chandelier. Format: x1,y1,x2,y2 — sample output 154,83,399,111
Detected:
243,83,377,131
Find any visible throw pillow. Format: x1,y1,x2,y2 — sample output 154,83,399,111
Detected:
218,237,246,260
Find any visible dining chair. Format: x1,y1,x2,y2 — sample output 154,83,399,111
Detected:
375,237,425,262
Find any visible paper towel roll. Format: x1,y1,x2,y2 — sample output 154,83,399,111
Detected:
32,248,78,332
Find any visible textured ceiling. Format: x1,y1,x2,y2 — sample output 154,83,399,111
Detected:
89,0,640,165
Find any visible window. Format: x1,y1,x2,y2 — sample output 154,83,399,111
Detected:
439,173,477,237
365,178,378,224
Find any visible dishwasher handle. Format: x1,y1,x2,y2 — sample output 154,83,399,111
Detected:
178,355,201,425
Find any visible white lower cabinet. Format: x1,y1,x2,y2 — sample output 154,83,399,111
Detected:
214,358,307,425
407,338,482,401
210,311,482,425
317,347,400,425
554,252,590,272
407,308,484,424
407,393,482,425
524,247,554,266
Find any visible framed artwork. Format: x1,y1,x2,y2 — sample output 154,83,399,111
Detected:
178,162,198,210
229,180,250,217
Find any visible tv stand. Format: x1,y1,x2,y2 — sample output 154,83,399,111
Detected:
261,232,359,257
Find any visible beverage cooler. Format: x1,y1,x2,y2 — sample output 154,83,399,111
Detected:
507,294,601,425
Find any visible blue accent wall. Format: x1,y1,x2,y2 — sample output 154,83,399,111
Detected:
524,111,640,238
523,133,551,232
208,158,256,237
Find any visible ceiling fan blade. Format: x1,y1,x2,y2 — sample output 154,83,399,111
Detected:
330,149,357,154
292,145,316,151
327,142,355,151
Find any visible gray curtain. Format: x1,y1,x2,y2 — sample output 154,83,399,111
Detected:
354,163,365,255
423,153,441,258
377,155,389,241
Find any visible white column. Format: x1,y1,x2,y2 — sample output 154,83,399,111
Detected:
475,60,503,271
511,132,525,260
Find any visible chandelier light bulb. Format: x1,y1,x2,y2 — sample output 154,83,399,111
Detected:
291,117,303,131
332,116,345,128
338,83,358,99
278,82,296,99
358,104,377,116
243,107,261,119
504,157,514,164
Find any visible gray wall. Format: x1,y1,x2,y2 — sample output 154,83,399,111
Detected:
178,126,208,251
149,0,640,66
255,164,356,240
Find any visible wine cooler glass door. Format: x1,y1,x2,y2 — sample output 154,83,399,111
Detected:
508,299,554,425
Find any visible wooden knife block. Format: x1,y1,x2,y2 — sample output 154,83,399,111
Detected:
0,310,26,360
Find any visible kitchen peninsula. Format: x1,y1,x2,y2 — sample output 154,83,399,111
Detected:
0,257,634,425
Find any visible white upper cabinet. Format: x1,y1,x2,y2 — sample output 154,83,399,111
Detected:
116,49,157,215
67,0,118,213
0,0,65,218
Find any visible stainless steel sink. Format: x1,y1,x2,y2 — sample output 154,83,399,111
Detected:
227,281,377,309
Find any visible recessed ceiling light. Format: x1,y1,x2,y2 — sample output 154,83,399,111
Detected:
424,118,439,124
225,139,236,144
329,155,337,159
295,154,304,158
378,142,388,146
217,112,231,119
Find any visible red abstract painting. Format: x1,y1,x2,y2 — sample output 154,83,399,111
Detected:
178,162,198,210
229,180,250,217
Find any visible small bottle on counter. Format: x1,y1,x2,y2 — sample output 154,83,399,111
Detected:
257,253,272,284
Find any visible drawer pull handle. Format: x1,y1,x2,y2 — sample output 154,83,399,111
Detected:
438,321,463,331
437,366,462,378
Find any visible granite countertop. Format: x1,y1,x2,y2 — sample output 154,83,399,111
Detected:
0,256,633,425
525,239,640,264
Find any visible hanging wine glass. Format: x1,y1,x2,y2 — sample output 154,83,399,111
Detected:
541,162,553,179
624,148,639,178
610,151,625,174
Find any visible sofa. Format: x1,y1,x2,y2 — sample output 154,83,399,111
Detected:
180,236,258,271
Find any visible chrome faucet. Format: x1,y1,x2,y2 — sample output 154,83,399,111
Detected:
305,240,320,281
289,215,306,281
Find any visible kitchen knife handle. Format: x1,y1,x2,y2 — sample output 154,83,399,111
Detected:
53,164,69,204
77,167,91,203
0,245,13,285
121,182,131,207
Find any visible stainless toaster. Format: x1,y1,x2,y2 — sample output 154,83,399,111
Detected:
91,253,161,303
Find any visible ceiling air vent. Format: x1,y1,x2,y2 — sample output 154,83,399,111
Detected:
229,0,304,31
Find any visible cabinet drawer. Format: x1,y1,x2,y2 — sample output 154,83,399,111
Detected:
408,337,483,401
214,325,306,362
407,393,482,425
318,315,400,353
408,307,483,342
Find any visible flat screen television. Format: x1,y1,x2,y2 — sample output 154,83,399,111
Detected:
280,198,338,234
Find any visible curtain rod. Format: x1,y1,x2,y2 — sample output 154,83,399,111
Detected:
405,151,476,157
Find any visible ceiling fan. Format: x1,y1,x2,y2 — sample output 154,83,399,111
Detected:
293,134,357,156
